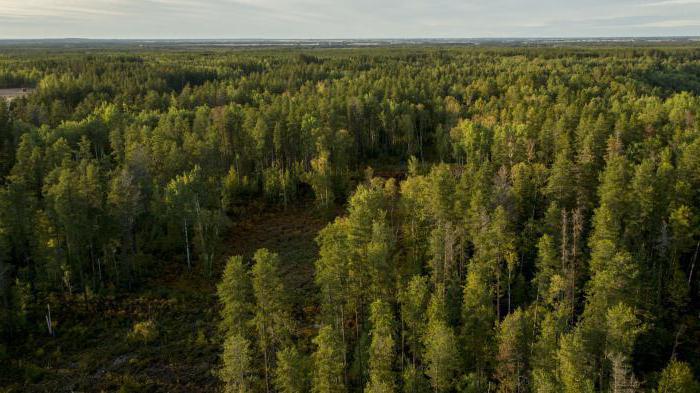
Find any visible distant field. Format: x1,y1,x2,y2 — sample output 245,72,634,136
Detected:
0,88,32,101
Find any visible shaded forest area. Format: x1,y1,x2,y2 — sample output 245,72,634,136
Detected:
1,45,700,392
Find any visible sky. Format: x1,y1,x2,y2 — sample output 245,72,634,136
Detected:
0,0,699,39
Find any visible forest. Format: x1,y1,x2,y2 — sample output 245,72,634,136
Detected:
0,44,699,392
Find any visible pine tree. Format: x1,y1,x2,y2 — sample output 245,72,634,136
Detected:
462,261,494,382
495,309,532,393
423,285,460,393
306,150,335,210
531,312,564,393
313,325,346,393
399,275,429,369
557,330,594,393
606,303,644,393
315,217,351,363
219,334,255,393
164,166,202,270
366,299,396,393
402,363,429,393
367,213,395,302
108,167,143,287
656,360,700,393
217,255,252,337
546,151,575,210
275,345,310,393
252,248,294,393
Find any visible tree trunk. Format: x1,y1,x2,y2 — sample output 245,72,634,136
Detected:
183,218,191,270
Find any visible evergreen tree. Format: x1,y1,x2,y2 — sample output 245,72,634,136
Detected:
462,262,495,380
220,334,255,393
399,275,429,369
423,285,460,393
365,299,397,393
557,330,594,393
251,248,294,393
656,360,700,393
495,309,532,393
275,346,310,393
217,255,252,337
313,325,346,393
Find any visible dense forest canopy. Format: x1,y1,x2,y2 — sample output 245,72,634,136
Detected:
1,45,700,392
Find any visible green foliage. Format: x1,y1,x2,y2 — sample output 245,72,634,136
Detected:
423,286,460,392
128,320,158,345
365,299,396,393
450,119,491,164
275,346,310,393
557,330,595,393
399,275,429,367
495,309,532,393
217,255,252,337
312,325,346,393
423,320,459,393
251,248,294,390
656,360,700,393
605,303,644,359
305,151,335,210
462,262,495,377
220,334,255,393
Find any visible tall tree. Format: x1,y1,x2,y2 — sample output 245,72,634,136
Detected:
219,334,255,393
495,309,532,393
313,325,347,393
365,299,397,393
423,285,460,393
275,345,310,393
399,275,429,369
251,248,294,393
217,255,252,337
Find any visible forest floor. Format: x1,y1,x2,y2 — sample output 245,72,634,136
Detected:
4,202,335,393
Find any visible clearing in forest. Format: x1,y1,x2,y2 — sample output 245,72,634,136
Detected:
9,204,332,393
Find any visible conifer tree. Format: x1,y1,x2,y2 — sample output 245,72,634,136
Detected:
108,167,143,287
252,248,294,393
557,330,594,393
217,255,252,337
313,325,346,393
275,345,310,393
399,275,429,369
656,360,700,393
365,299,397,393
495,309,532,393
462,261,495,382
423,285,460,393
220,334,255,393
546,152,575,210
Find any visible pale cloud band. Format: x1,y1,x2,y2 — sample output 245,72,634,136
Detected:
0,0,698,38
641,0,700,6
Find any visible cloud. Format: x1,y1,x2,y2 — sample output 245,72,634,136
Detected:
637,19,700,27
641,0,700,6
0,1,126,18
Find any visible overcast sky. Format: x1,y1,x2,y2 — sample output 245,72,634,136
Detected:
0,0,699,39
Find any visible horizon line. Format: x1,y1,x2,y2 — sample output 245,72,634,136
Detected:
1,35,700,41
